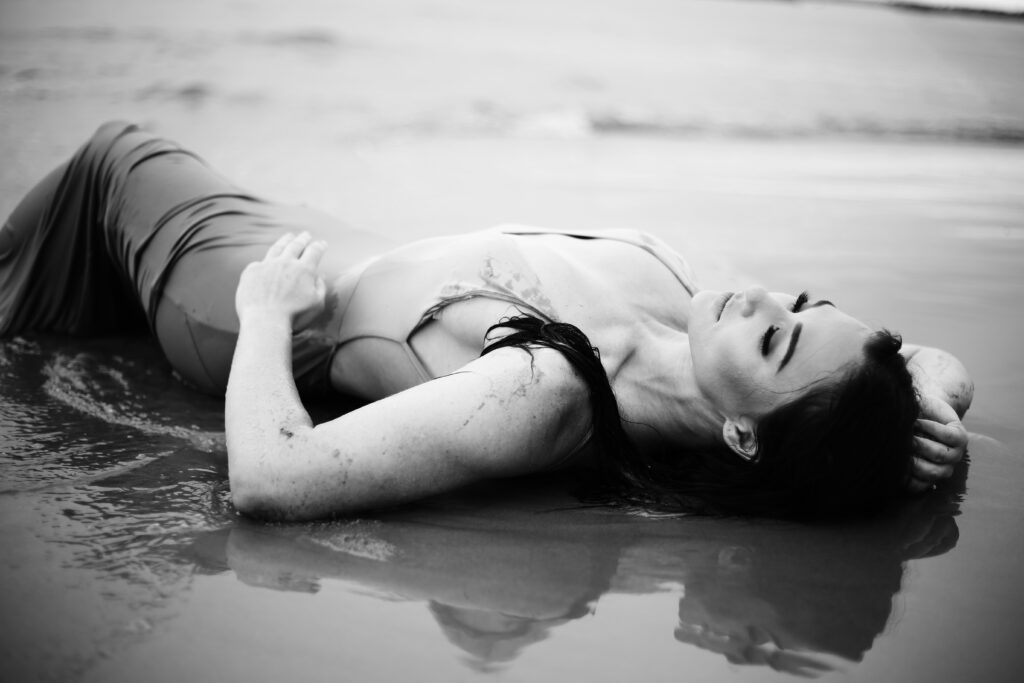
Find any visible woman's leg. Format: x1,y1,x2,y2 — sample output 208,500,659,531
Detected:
1,121,364,394
0,128,151,336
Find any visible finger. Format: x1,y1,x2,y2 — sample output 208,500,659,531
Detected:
280,231,313,259
298,239,327,269
918,392,958,423
265,232,295,260
915,418,968,448
912,453,954,482
913,434,961,465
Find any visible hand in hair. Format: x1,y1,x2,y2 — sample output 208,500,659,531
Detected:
900,343,972,492
908,392,968,492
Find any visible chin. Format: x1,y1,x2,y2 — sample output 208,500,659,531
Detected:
691,290,717,313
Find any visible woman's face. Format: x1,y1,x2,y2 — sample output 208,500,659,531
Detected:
689,287,871,418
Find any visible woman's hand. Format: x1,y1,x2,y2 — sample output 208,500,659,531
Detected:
235,232,327,329
907,392,968,493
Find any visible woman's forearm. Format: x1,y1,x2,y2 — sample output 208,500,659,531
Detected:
225,311,314,514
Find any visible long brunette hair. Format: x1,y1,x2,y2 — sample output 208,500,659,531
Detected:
482,316,918,519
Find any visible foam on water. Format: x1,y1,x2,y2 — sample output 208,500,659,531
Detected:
41,351,224,451
0,336,225,494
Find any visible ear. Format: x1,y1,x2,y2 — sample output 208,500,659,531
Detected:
722,416,759,462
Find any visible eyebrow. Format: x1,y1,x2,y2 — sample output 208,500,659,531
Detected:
776,300,833,372
778,322,803,372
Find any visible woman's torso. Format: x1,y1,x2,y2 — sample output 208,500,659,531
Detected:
324,226,699,404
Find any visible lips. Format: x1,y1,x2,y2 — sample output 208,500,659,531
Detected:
715,292,734,321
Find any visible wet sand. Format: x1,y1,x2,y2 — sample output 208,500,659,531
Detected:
2,1,1024,682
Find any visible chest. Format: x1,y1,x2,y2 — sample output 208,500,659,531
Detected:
329,231,695,399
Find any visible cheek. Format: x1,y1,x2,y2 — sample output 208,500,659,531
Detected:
713,334,749,381
716,361,757,407
694,335,755,405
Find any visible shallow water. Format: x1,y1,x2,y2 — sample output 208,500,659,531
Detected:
2,1,1024,682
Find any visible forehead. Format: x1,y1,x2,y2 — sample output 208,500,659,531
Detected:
785,305,869,379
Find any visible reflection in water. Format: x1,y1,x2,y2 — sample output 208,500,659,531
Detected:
0,335,967,678
187,464,964,675
669,489,961,675
428,602,585,672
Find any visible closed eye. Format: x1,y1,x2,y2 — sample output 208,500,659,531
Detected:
792,290,835,313
761,325,778,356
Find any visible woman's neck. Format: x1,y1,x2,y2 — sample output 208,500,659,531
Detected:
612,331,726,452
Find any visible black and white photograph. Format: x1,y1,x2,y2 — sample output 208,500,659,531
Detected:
1,1,1022,681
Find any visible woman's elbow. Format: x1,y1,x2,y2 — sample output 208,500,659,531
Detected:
230,483,285,521
231,482,339,522
953,379,974,419
226,449,304,521
942,355,974,419
227,468,286,520
227,455,361,522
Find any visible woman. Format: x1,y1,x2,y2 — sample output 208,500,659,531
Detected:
0,122,972,520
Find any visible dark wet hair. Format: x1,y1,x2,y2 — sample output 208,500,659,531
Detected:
482,316,918,519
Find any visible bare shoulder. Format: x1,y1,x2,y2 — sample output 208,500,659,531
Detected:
441,344,593,475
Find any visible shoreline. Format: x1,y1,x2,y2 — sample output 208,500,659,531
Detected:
828,0,1024,21
831,0,1024,19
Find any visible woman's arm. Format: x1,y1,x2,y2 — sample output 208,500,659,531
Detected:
226,233,591,521
901,344,973,418
900,344,973,492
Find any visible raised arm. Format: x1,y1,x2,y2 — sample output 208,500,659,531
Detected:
900,344,974,492
226,233,591,521
902,344,973,419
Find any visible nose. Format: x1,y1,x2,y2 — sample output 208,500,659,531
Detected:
738,286,769,317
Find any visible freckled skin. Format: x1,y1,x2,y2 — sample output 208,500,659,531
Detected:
478,254,555,319
510,378,530,400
